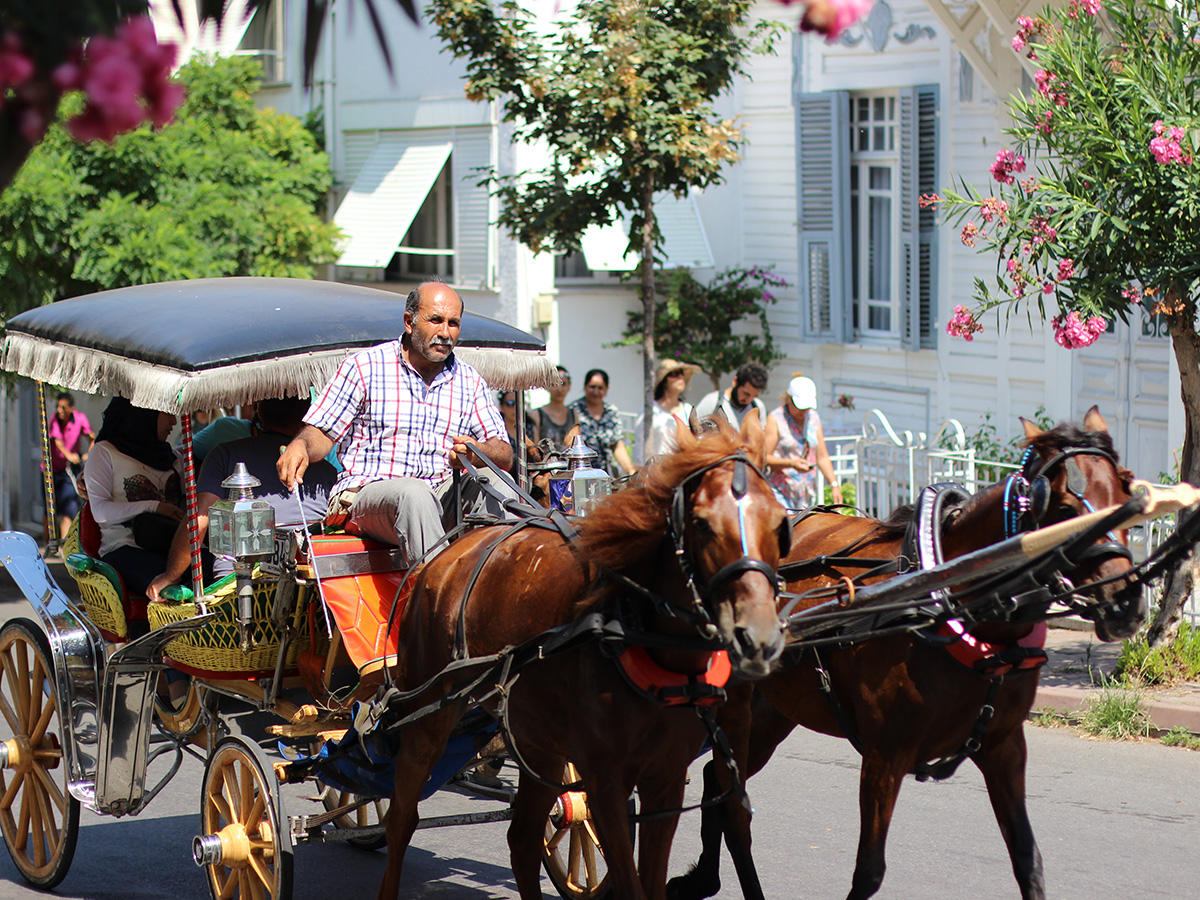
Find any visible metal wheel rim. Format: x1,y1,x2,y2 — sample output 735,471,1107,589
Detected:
0,621,78,888
542,762,611,900
201,737,291,900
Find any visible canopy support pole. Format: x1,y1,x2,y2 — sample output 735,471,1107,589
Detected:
37,382,58,554
180,413,204,599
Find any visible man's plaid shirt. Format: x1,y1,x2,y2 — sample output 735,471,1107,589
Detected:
305,340,507,493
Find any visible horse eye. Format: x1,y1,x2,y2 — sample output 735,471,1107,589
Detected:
691,516,714,539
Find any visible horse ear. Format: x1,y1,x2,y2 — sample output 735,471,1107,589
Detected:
740,409,766,468
1020,416,1044,441
1083,405,1109,434
674,415,698,452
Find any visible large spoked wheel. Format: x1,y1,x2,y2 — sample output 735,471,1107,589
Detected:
0,618,80,889
542,762,624,900
197,734,293,900
319,787,389,851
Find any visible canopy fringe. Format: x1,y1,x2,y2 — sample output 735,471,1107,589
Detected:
4,335,558,412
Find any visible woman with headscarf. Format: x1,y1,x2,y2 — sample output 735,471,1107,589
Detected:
83,397,185,595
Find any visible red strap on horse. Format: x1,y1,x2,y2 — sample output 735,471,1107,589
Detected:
615,646,732,707
938,619,1048,678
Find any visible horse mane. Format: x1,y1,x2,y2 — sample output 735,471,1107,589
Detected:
577,427,751,575
875,503,914,540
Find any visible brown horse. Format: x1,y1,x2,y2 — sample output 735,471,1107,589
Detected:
375,424,790,900
669,407,1145,900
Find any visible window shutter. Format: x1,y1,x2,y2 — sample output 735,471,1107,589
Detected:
452,128,494,290
902,85,939,350
794,90,850,343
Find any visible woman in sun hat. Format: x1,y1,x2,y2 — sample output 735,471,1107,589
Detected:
634,359,702,464
765,373,842,510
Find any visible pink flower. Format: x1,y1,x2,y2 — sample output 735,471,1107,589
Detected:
1153,119,1166,137
990,149,1026,184
1057,258,1076,280
979,196,1010,224
961,221,980,247
1052,311,1107,349
0,31,35,89
1121,284,1143,305
786,0,873,40
946,305,984,341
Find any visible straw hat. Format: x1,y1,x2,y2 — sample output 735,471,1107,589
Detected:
654,359,702,392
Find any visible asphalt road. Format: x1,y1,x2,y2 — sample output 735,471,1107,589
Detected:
1,573,1199,899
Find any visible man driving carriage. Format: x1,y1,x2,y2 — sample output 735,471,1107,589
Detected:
277,281,516,563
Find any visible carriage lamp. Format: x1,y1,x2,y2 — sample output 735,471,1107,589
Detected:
208,463,275,652
548,436,612,517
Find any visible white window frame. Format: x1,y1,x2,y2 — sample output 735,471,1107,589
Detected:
236,0,286,84
849,92,901,340
388,161,455,281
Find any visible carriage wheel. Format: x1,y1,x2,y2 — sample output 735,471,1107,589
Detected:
319,787,389,850
542,762,621,900
0,619,80,889
155,678,207,748
197,734,293,900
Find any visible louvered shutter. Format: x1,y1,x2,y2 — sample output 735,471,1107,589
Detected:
901,85,939,350
795,91,850,343
452,127,494,289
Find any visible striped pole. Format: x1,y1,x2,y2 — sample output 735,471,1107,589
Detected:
180,412,204,599
37,383,58,554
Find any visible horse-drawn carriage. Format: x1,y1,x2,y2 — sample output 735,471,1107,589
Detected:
3,277,1200,900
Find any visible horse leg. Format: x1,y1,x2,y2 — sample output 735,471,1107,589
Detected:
974,728,1046,900
375,708,461,900
846,751,908,900
508,747,566,900
634,766,690,900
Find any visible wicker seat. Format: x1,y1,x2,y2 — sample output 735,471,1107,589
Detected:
61,505,148,643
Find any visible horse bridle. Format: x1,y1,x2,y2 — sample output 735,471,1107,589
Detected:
666,452,785,631
1004,445,1133,566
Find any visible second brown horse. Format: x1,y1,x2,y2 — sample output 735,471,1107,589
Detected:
670,407,1145,900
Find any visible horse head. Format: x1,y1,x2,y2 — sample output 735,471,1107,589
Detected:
1002,406,1143,640
580,418,787,679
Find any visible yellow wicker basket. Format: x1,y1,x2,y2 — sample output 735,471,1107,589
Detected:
146,572,311,677
62,520,131,642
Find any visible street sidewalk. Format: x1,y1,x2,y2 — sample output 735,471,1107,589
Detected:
3,560,1200,735
1038,623,1200,735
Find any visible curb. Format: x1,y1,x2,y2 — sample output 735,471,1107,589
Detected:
1034,684,1200,735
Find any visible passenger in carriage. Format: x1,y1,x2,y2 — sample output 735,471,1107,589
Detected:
146,396,338,601
83,398,184,597
277,281,515,564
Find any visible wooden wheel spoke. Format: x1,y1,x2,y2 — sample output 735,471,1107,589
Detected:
216,868,237,900
238,764,255,817
208,784,234,826
28,686,56,748
582,833,598,885
13,646,30,725
2,768,25,811
583,820,601,851
31,763,67,814
15,777,30,850
0,685,22,734
568,826,581,885
30,782,45,868
247,852,275,890
246,792,266,828
26,660,46,736
546,823,567,851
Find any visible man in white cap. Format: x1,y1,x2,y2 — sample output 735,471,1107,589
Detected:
764,374,842,510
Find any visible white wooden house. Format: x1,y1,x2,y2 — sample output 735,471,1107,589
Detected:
4,0,1168,533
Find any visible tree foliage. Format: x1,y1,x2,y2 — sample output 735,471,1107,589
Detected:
613,266,787,390
430,0,781,433
933,0,1200,641
0,55,341,321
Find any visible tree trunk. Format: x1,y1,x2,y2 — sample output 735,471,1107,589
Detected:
640,178,656,455
1147,296,1200,646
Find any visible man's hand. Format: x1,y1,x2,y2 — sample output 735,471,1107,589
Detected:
449,435,483,469
147,572,174,603
277,440,309,491
156,502,185,521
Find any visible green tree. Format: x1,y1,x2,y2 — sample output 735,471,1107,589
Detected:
0,55,341,320
430,0,781,441
933,0,1200,642
612,265,787,390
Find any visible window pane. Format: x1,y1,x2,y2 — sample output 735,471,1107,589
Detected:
869,166,890,190
869,194,891,304
873,97,886,121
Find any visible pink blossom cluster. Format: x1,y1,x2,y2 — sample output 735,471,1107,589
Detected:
1035,70,1068,108
946,305,984,341
1037,109,1054,136
1006,256,1032,298
918,192,941,209
1041,258,1075,295
1028,214,1058,247
1011,15,1051,58
979,196,1009,225
1067,0,1103,18
990,149,1026,184
53,17,184,142
775,0,872,40
1149,120,1191,165
0,31,48,142
1051,311,1106,349
960,221,979,247
1121,284,1144,305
